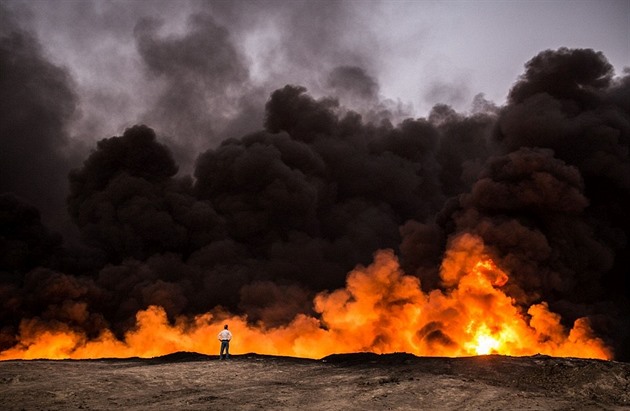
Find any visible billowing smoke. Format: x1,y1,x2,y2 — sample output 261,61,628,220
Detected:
134,12,257,168
1,1,628,360
402,48,630,358
0,5,78,234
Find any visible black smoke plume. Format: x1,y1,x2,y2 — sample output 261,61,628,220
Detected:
0,5,78,234
1,20,629,363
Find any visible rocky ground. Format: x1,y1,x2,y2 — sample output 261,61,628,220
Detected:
1,352,629,410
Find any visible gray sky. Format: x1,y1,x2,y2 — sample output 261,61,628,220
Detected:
4,0,629,147
371,0,629,112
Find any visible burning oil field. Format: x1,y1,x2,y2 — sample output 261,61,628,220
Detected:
1,0,630,408
1,50,628,361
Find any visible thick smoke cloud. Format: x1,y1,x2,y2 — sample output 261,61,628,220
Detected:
0,6,78,232
0,194,62,280
495,49,630,299
193,85,447,292
436,48,629,359
1,5,629,363
1,0,385,182
507,48,614,107
67,125,223,262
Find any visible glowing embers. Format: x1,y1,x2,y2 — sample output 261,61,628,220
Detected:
0,233,612,361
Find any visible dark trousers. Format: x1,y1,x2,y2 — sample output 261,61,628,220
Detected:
220,340,230,359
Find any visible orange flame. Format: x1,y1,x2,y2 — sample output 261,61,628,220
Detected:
0,234,612,361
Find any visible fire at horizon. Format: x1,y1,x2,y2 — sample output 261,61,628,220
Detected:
0,233,612,361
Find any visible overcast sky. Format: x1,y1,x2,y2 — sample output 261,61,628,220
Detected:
4,0,628,149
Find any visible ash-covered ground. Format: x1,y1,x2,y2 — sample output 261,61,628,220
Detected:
1,353,628,410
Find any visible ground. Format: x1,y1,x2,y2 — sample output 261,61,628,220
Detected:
1,352,629,410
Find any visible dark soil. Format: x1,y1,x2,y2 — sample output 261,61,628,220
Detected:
1,352,629,410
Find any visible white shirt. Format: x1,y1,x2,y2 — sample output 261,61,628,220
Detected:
218,329,232,341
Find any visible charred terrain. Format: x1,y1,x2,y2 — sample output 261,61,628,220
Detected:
1,352,629,410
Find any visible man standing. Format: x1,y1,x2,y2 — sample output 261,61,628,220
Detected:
218,324,232,360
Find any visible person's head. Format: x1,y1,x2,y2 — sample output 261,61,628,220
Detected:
224,324,228,329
